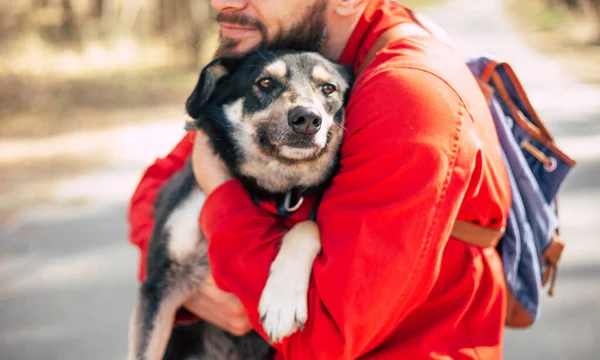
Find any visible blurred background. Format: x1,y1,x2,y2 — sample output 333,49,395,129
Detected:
0,0,598,359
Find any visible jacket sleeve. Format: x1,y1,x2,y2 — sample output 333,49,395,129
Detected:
128,131,196,282
201,68,481,359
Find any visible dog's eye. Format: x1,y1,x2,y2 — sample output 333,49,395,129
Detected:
257,77,274,89
322,83,336,96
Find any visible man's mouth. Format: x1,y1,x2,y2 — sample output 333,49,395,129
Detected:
220,22,260,38
216,12,263,39
220,22,257,30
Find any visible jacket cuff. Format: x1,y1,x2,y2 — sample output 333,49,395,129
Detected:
199,179,257,240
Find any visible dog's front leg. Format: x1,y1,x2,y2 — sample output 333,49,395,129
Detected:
258,220,321,343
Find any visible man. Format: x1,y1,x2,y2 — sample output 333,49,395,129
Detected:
128,0,512,358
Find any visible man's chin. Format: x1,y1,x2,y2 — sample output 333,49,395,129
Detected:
216,36,263,57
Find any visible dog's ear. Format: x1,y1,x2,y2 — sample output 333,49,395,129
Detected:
186,57,239,119
337,64,355,86
335,63,355,103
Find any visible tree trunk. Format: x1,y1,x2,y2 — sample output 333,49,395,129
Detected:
59,0,79,42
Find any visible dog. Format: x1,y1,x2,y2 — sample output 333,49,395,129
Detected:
127,49,354,360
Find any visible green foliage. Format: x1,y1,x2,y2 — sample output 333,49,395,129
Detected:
507,0,600,39
508,0,570,32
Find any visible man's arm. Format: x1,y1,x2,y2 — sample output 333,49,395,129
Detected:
200,68,481,358
128,131,195,281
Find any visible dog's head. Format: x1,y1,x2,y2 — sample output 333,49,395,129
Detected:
186,50,354,195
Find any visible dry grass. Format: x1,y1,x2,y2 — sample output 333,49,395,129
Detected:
0,32,219,138
399,0,445,10
0,68,197,138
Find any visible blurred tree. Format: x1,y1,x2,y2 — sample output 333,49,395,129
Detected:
541,0,600,40
0,0,217,65
571,0,600,39
60,0,79,41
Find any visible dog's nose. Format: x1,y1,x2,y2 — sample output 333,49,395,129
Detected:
288,107,322,135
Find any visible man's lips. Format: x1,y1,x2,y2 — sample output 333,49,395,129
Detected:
219,22,259,36
220,22,256,30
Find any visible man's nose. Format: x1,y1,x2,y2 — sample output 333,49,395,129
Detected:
210,0,248,12
288,107,322,135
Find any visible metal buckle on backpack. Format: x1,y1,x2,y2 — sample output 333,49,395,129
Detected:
520,140,557,173
544,157,557,172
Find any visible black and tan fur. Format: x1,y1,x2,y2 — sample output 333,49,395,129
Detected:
127,50,354,360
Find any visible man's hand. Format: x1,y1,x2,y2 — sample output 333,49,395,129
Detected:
184,274,253,336
191,130,233,196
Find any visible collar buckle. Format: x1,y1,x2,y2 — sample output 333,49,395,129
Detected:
283,190,304,213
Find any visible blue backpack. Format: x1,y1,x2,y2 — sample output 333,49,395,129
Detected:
465,57,576,327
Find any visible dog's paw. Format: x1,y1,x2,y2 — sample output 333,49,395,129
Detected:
258,220,321,344
258,265,308,344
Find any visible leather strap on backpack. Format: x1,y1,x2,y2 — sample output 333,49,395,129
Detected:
450,220,504,247
357,22,429,75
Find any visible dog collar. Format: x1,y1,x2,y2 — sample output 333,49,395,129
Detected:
283,190,304,212
275,188,304,218
252,188,322,221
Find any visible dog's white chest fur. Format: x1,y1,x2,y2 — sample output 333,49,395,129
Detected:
165,187,205,261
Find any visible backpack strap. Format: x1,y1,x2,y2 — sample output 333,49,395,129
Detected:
482,61,575,169
357,22,429,75
481,61,554,140
358,14,504,248
451,220,504,247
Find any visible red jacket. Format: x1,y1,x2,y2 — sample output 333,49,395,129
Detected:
128,1,512,359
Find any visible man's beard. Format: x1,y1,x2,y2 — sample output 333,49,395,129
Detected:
215,0,327,57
